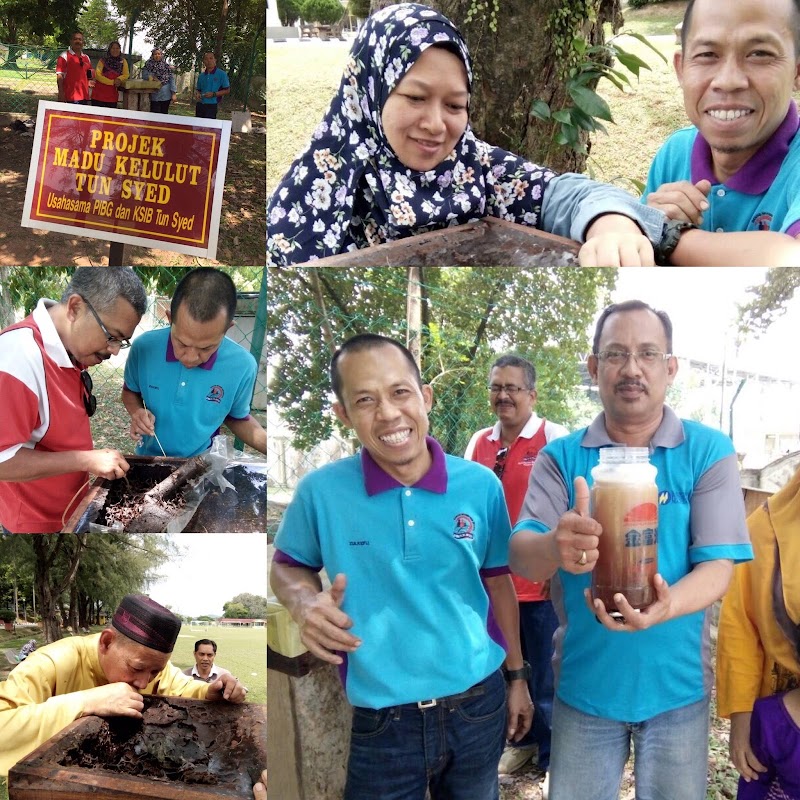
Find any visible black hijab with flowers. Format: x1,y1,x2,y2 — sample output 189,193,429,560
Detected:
103,43,124,75
144,49,172,85
267,3,556,265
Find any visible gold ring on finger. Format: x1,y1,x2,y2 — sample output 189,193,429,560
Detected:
577,550,587,566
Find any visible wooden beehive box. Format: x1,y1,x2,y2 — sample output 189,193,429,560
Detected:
9,697,266,799
300,218,580,267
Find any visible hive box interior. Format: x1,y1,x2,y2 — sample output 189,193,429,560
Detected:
9,696,267,799
63,458,266,533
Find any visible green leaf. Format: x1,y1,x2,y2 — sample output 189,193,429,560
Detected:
623,31,669,63
568,85,614,122
614,49,651,78
552,109,573,124
530,100,551,120
628,178,646,196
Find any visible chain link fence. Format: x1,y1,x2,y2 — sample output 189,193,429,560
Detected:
0,267,266,455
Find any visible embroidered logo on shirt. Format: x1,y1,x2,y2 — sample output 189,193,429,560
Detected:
206,385,224,403
453,513,475,540
520,449,539,467
751,212,773,231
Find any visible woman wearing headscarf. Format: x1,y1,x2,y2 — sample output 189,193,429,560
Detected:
92,41,128,108
267,3,668,267
143,47,177,114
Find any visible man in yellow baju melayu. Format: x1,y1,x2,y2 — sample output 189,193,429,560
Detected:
0,593,247,776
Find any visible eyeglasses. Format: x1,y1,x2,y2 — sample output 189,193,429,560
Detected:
488,384,532,395
493,447,509,479
80,296,131,350
81,370,97,417
595,349,671,366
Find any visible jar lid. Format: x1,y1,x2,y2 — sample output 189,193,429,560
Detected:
598,446,650,464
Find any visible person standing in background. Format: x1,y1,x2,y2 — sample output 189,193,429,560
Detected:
143,47,177,114
92,41,128,108
465,354,569,795
56,32,93,104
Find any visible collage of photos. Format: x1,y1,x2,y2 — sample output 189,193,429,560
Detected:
0,267,267,799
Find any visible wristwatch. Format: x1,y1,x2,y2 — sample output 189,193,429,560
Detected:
654,219,696,266
503,661,532,682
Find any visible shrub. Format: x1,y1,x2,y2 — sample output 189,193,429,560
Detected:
302,0,344,26
0,609,16,623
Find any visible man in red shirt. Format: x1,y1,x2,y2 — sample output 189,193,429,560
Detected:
0,268,146,533
56,31,93,104
465,354,569,791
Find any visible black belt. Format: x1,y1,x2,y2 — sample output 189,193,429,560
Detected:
403,679,488,710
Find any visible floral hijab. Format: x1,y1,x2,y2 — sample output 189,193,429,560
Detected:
103,43,124,75
267,3,555,265
144,49,172,85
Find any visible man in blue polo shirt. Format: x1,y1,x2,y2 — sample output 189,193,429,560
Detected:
271,333,533,800
642,0,800,266
122,268,265,457
509,300,753,800
194,52,230,119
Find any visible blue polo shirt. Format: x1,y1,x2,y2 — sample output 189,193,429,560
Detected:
513,408,753,722
274,437,512,709
196,67,230,105
123,327,256,457
644,102,800,236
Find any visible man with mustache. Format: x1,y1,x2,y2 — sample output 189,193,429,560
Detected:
509,300,753,800
0,267,146,533
465,355,568,790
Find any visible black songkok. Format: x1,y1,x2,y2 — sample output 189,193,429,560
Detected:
111,594,181,653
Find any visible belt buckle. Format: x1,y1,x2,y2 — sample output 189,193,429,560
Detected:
417,698,437,709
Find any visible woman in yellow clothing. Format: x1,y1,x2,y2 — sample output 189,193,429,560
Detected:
717,467,800,784
0,594,247,777
91,40,128,108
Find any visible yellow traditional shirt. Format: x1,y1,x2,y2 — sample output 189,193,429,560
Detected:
0,633,208,775
717,468,800,718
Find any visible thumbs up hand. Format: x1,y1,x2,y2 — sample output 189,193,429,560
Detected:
552,477,602,574
295,572,362,664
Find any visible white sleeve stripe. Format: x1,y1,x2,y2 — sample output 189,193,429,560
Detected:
0,328,51,445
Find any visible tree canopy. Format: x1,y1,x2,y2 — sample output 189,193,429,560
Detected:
268,267,616,457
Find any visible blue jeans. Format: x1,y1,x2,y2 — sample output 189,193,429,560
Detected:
548,695,710,800
512,599,558,769
344,669,507,800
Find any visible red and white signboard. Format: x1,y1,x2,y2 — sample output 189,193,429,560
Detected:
22,102,231,259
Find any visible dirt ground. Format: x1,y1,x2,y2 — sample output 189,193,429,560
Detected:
0,120,265,266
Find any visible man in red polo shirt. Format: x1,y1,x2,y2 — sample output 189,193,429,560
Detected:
0,268,146,533
465,354,569,793
56,32,93,104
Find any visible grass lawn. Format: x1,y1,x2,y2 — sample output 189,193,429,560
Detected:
0,623,265,799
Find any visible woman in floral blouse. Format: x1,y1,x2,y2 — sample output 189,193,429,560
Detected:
267,3,666,267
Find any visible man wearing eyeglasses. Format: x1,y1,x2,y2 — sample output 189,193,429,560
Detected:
0,267,146,534
508,300,753,800
464,355,568,789
122,268,266,458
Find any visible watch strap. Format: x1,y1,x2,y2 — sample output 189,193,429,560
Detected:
503,661,532,682
655,219,696,266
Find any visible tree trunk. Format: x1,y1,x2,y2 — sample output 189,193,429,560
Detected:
435,0,622,173
32,535,86,644
214,0,230,61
